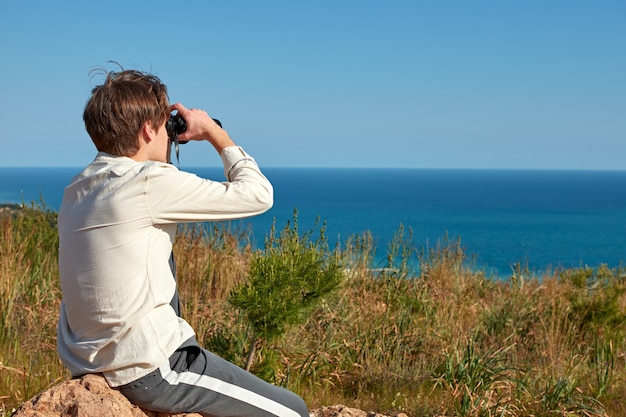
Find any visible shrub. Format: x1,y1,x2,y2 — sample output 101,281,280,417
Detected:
229,210,344,375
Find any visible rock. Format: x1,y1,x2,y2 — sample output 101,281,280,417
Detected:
11,374,201,417
12,375,399,417
308,405,405,417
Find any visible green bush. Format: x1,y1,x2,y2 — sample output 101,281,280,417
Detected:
229,210,344,374
560,264,626,334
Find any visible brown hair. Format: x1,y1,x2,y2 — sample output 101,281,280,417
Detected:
83,67,169,156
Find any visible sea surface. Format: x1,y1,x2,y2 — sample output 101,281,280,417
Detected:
1,166,625,278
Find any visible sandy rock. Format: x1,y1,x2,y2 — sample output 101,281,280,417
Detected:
12,375,398,417
308,404,406,417
11,374,200,417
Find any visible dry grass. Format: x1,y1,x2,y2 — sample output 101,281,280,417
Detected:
1,205,625,417
0,204,68,416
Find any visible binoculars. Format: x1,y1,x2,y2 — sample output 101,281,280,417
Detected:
166,114,222,144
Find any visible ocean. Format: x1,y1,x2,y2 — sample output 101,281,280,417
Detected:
1,166,625,278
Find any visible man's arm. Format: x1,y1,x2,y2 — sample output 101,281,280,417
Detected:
170,102,235,154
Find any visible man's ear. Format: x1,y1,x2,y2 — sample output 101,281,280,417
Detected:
139,120,156,144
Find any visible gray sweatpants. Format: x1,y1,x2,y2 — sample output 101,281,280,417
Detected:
118,253,309,417
118,337,309,417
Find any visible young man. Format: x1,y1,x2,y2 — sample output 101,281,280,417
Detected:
57,68,309,417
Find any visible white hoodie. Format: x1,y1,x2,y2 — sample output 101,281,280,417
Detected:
57,146,272,386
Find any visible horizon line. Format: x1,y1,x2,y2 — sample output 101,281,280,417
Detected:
1,165,626,172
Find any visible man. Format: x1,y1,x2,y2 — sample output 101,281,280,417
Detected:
57,68,309,417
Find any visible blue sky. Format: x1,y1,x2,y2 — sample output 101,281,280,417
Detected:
1,1,624,169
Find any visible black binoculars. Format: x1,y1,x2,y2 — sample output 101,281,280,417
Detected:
166,114,222,144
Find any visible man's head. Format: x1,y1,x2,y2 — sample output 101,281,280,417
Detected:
83,68,170,157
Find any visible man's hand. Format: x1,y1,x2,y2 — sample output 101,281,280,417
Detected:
169,103,235,153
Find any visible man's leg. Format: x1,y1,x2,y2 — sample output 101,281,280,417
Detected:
118,339,309,417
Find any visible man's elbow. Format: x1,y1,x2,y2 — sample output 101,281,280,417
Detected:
246,181,273,213
258,187,274,212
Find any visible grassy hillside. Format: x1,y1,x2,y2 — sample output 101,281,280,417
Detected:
1,204,625,416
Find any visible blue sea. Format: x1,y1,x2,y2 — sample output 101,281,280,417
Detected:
1,166,625,278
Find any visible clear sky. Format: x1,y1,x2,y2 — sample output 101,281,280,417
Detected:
1,1,624,169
